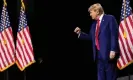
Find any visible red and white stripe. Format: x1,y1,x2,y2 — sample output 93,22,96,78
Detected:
16,26,35,71
117,14,133,69
0,27,15,71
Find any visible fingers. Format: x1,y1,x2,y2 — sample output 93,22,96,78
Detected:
110,52,115,59
74,27,79,32
74,27,81,34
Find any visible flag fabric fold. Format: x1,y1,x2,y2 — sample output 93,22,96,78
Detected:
15,3,35,71
0,4,15,72
117,0,133,70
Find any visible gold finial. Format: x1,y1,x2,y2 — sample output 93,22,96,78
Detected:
3,0,7,6
21,0,25,10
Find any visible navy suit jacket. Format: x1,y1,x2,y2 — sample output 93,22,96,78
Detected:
79,14,119,61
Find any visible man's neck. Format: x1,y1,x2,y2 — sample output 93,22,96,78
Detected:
96,15,101,20
96,14,104,21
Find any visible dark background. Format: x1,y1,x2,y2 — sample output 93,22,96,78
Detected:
0,0,133,80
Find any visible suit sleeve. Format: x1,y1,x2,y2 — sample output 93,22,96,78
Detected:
109,15,119,52
78,24,94,40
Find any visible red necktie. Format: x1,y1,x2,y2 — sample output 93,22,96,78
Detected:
95,19,100,50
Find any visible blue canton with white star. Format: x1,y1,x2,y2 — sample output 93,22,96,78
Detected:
120,0,132,21
0,6,10,32
18,7,28,32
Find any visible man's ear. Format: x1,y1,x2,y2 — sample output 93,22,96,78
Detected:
96,10,99,15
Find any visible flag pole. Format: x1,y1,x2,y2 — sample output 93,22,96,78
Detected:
6,70,9,80
21,0,27,80
24,70,27,80
123,0,127,38
4,70,9,80
128,66,131,80
3,0,9,80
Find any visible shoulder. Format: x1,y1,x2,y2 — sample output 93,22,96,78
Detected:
104,14,116,19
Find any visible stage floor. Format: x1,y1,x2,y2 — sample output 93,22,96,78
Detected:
117,75,133,80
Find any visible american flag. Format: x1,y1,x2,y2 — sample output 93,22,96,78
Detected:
117,0,133,70
0,5,15,71
15,6,35,71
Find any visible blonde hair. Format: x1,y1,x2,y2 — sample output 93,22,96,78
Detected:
88,3,104,15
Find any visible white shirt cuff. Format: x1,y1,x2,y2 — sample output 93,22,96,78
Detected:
78,33,81,38
110,51,115,53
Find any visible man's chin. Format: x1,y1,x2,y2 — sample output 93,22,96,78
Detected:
91,17,95,20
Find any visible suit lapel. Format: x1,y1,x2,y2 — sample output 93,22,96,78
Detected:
98,15,106,36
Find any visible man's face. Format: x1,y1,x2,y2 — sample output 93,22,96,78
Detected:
89,10,98,20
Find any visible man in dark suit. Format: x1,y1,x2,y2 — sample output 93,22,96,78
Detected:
74,3,119,80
